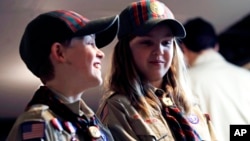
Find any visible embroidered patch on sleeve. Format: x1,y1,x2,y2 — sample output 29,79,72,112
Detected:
187,114,199,124
21,121,45,140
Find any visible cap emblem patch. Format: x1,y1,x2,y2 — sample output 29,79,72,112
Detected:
150,1,164,16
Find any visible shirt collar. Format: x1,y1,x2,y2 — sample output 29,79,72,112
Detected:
49,88,94,117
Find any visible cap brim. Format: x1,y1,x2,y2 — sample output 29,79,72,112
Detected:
135,19,186,38
74,15,119,48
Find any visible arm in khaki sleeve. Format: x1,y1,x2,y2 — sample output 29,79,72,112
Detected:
97,98,139,141
6,107,57,141
6,120,22,141
6,117,49,141
192,105,219,141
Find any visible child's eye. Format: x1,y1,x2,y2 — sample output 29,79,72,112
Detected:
161,40,172,47
88,42,95,46
141,40,153,46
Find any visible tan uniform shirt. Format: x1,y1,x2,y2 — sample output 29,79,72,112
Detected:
6,99,104,141
97,94,218,141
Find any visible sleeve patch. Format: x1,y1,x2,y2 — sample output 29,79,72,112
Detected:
21,121,45,140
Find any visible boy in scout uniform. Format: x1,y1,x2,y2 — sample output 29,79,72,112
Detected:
6,10,118,141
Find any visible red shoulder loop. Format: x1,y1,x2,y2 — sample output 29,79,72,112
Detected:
204,113,211,121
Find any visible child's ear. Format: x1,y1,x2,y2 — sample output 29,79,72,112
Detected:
50,42,66,62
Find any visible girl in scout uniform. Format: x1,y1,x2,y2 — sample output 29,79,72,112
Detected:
97,0,218,141
6,10,118,141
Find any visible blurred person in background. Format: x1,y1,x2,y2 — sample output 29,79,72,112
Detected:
219,14,250,71
180,17,250,141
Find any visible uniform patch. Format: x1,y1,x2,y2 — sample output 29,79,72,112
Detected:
88,126,101,139
145,118,157,124
187,114,199,124
50,118,63,131
133,114,140,119
21,121,45,140
64,121,76,134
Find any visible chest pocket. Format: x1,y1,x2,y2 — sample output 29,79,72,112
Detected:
129,114,173,141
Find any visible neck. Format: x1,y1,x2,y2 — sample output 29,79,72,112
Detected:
46,80,85,102
51,87,83,103
150,79,163,89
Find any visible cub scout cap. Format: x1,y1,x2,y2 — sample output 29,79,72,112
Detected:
20,10,119,77
118,0,185,40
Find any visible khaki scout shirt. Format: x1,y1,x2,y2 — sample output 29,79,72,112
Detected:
97,94,218,141
6,99,102,141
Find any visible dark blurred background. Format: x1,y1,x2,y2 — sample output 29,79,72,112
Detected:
1,0,250,140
